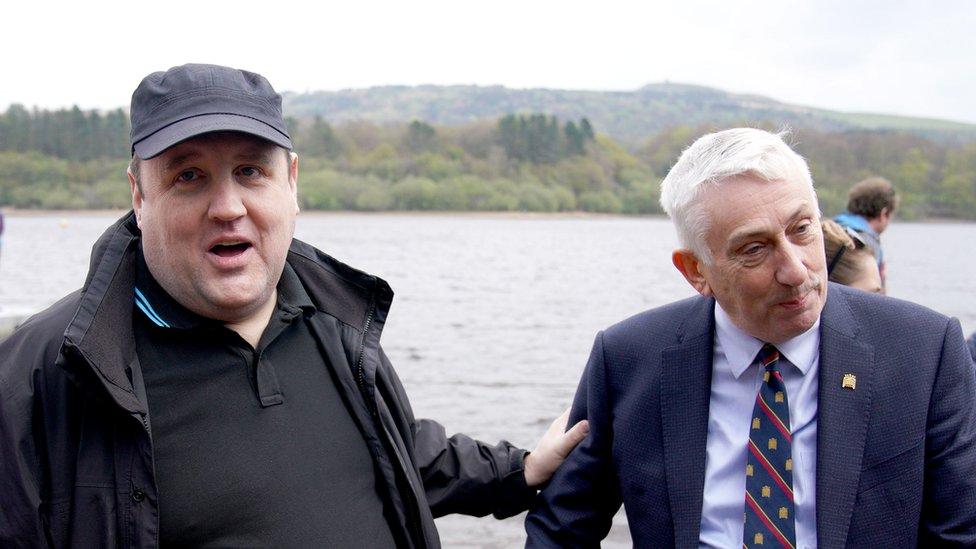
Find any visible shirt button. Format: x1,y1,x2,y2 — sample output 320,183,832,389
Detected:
132,489,146,502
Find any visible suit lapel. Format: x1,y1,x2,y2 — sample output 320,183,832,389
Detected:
816,285,875,548
660,297,715,547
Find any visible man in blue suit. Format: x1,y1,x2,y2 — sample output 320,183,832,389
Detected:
526,128,976,548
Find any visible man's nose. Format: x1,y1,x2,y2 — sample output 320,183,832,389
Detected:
208,176,246,222
775,243,807,287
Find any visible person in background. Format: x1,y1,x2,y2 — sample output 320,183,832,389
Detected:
0,64,586,548
0,208,5,269
525,128,976,547
821,218,883,294
833,176,898,289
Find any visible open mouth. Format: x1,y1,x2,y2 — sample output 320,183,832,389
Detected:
209,242,252,257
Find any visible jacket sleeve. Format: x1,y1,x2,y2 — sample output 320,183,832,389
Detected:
966,331,976,364
375,347,536,519
525,331,621,548
918,317,976,545
0,330,52,548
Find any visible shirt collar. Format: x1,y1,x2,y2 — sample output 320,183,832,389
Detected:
275,262,317,320
134,245,205,330
714,301,820,380
134,245,316,330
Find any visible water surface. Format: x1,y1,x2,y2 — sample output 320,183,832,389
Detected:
1,212,973,547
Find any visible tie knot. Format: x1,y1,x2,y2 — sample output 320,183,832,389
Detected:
757,343,780,370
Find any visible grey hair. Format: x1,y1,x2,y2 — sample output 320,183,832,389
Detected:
658,127,815,263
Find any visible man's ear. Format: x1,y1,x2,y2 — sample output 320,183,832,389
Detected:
672,249,712,297
289,152,300,215
128,166,143,227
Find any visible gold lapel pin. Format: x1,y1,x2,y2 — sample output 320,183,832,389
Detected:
842,373,857,390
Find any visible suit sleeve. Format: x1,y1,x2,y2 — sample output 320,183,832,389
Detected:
919,317,976,545
965,331,976,364
525,331,622,548
375,347,536,520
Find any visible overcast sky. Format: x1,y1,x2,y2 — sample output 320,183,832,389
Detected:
3,0,974,123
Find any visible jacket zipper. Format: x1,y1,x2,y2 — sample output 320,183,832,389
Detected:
354,295,426,548
139,415,151,434
355,299,376,412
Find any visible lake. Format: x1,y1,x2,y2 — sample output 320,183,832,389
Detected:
1,212,974,547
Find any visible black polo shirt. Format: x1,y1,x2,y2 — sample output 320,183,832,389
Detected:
133,248,397,547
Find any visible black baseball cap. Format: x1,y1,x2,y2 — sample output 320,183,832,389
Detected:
129,63,292,159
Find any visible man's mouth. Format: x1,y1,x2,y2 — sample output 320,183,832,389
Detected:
777,279,822,310
209,242,252,257
778,293,808,310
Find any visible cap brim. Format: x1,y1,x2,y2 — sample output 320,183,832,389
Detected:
132,113,292,159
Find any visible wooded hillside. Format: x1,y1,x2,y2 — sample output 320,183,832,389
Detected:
1,95,973,219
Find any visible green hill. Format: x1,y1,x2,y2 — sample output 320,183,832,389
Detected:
3,88,975,220
283,83,976,145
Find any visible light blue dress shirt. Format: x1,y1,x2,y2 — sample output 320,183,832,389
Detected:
699,303,820,549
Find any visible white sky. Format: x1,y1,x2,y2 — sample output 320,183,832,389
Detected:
3,0,975,123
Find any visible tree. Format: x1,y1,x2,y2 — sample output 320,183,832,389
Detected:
564,121,584,156
300,116,343,159
404,120,437,153
580,118,595,141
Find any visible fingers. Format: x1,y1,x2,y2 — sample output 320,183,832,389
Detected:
524,408,590,488
548,407,571,436
554,420,590,458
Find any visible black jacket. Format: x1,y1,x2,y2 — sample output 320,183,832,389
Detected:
0,213,534,548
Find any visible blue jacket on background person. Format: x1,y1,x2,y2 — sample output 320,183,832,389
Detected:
833,212,882,266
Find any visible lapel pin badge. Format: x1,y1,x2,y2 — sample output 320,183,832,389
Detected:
842,373,857,390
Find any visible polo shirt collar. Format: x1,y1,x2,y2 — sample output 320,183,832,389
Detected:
134,246,205,329
134,245,316,330
715,301,820,380
275,262,317,320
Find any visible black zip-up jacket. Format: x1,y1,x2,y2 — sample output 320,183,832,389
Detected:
0,213,534,548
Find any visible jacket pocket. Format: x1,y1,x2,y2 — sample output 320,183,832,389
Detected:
856,438,924,495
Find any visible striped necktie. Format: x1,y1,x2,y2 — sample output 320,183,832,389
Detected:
743,343,796,548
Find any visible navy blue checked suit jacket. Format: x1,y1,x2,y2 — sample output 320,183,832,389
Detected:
526,283,976,548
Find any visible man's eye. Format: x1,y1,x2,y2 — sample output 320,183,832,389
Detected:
176,170,198,183
239,166,260,177
743,245,764,255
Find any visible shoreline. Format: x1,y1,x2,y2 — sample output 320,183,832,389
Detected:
1,208,973,224
1,208,130,217
1,208,657,220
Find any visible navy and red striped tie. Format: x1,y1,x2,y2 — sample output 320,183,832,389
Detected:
743,344,796,548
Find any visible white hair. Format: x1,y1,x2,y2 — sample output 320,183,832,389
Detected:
658,127,815,263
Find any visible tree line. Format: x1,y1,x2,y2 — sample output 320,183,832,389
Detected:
0,104,129,160
0,104,974,219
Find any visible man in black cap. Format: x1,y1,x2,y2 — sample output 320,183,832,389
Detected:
0,63,586,547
